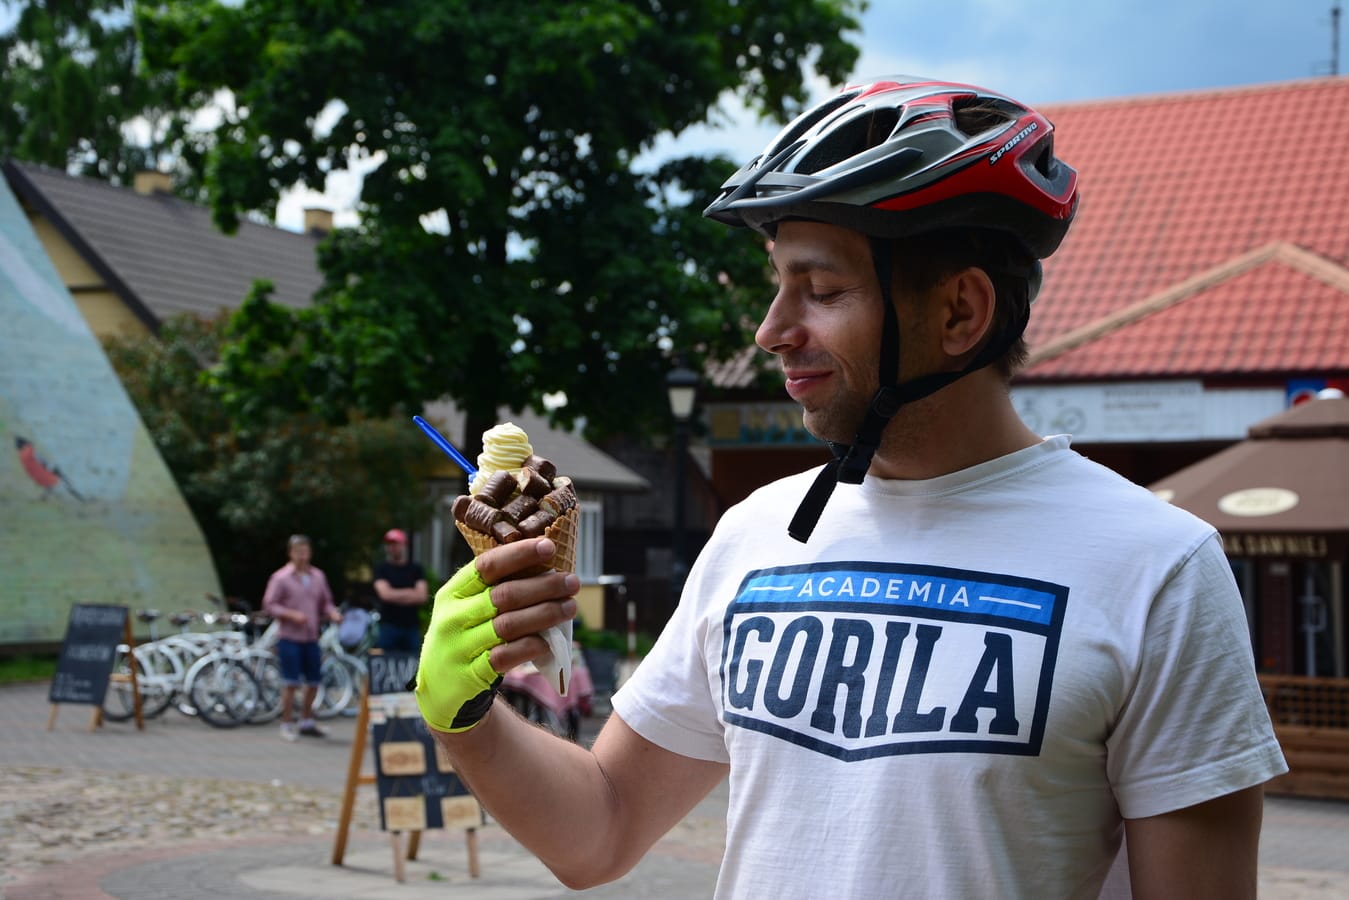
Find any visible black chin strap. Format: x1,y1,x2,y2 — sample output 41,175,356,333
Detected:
787,242,1030,543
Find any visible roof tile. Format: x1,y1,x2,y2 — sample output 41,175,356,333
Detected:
1028,259,1349,378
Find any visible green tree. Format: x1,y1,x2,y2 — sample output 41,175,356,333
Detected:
104,314,440,604
137,0,864,450
0,0,182,182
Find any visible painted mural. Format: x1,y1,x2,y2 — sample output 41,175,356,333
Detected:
0,177,220,645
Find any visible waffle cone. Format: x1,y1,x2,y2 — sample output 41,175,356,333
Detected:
456,506,579,578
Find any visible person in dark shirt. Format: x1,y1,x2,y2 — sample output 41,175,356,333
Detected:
373,528,428,652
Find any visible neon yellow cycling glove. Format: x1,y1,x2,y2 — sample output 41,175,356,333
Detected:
414,560,504,733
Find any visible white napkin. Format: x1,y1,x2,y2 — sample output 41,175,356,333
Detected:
537,620,572,695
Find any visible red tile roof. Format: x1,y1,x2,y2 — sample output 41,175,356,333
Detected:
1028,243,1349,377
1022,77,1349,380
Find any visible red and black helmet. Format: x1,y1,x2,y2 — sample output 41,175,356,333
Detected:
704,76,1078,259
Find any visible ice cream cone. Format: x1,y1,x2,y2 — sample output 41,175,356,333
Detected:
455,506,578,577
455,520,497,559
456,507,580,695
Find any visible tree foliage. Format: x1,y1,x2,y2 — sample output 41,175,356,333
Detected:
0,0,182,182
104,314,440,603
137,0,864,449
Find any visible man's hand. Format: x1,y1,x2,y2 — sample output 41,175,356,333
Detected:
415,538,578,734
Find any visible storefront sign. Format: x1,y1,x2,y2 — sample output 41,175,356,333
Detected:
1008,382,1285,443
1218,488,1300,517
707,403,817,446
1222,534,1331,559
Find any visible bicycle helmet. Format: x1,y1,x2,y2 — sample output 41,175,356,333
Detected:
704,76,1079,542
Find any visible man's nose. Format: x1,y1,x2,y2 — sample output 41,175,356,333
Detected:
755,292,803,354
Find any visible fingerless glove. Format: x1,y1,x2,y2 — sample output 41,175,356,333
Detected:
414,560,504,732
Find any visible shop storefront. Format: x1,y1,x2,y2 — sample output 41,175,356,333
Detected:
1150,395,1349,798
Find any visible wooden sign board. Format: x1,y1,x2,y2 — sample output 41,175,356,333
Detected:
331,649,482,880
367,651,420,696
49,603,127,706
371,716,482,832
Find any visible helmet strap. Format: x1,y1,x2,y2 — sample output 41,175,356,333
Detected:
787,243,1030,543
787,239,900,541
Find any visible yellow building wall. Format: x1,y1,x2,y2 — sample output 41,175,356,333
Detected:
575,584,606,631
75,290,150,340
27,213,151,341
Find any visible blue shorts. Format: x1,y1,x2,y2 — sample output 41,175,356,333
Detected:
277,639,322,687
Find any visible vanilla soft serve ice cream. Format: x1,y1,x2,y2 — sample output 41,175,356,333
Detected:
469,422,534,494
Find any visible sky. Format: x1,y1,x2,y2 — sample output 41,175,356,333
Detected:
276,0,1344,230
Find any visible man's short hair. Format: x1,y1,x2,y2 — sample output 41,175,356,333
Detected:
288,533,311,548
889,229,1034,377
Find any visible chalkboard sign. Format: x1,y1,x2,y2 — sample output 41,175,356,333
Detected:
49,604,128,706
371,715,480,832
367,651,420,696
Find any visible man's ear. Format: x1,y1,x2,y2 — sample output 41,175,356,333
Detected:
938,267,997,361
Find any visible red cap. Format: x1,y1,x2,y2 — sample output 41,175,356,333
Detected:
382,528,407,544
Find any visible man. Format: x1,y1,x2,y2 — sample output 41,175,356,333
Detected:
414,77,1287,897
373,528,428,652
262,533,342,741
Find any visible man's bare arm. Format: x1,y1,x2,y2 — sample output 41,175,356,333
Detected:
435,704,726,889
373,578,427,605
426,539,727,889
1124,785,1265,899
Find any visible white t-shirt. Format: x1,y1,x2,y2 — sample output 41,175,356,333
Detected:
612,436,1287,899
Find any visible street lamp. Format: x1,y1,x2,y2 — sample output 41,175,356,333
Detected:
666,363,700,591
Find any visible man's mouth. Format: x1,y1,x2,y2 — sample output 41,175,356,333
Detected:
783,369,831,401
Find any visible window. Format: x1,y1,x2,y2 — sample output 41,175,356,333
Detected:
577,493,603,583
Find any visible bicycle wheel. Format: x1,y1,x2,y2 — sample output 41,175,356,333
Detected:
242,652,284,724
186,657,260,728
102,645,177,721
313,656,355,719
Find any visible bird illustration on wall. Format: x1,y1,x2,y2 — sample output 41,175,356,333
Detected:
14,436,86,501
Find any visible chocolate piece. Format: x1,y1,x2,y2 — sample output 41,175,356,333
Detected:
516,467,552,499
478,470,516,507
452,494,472,520
462,498,504,534
539,483,577,515
491,520,523,543
521,454,556,482
501,493,539,523
517,508,558,537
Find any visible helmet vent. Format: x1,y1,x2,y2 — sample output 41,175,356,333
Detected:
796,107,899,174
951,96,1018,138
1030,138,1055,178
763,91,858,162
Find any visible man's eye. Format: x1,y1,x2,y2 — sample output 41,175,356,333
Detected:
810,290,840,303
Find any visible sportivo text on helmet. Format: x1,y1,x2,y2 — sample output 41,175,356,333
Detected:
704,76,1079,259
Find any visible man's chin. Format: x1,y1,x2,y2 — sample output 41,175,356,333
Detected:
800,411,850,445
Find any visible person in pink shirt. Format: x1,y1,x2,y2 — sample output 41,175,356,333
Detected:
262,534,342,741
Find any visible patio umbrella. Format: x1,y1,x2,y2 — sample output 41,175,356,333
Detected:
1149,395,1349,556
1151,395,1349,681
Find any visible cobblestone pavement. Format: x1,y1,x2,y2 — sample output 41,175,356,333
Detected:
2,679,1348,898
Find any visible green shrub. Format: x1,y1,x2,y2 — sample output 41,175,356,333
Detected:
0,654,57,685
